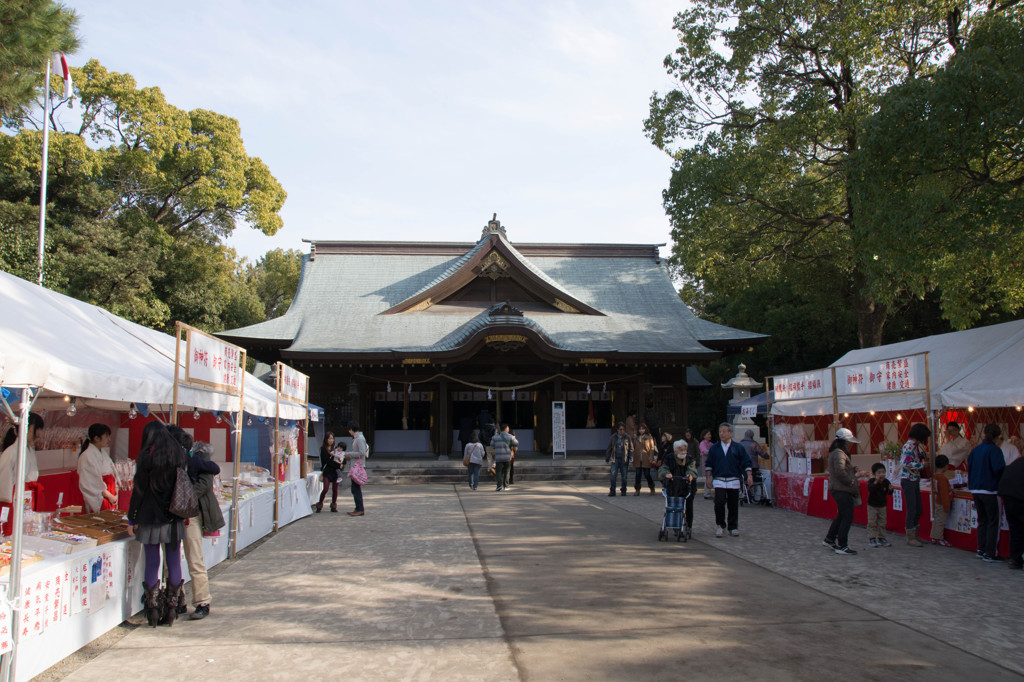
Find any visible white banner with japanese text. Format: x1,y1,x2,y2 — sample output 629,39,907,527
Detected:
772,371,831,401
835,354,924,396
184,328,243,394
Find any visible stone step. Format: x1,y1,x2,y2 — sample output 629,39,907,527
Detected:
358,458,611,485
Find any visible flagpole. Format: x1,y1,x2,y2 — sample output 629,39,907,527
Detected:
36,56,53,286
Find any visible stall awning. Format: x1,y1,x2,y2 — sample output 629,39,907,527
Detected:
0,271,304,419
771,318,1024,416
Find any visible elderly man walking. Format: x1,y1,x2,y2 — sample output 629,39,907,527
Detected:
491,423,518,492
704,422,753,538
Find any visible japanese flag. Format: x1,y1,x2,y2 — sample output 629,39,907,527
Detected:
52,52,73,98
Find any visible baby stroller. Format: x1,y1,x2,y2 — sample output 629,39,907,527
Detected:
658,476,693,542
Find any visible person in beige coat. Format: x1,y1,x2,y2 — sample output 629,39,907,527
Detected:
634,424,658,495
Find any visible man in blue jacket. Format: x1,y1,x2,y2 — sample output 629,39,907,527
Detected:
968,423,1006,562
704,422,753,537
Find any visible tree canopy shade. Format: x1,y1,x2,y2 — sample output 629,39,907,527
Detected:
853,12,1024,330
0,0,79,123
645,0,1022,347
0,59,288,333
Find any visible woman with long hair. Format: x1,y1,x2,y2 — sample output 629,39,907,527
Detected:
77,423,117,512
127,420,188,627
900,422,932,547
316,431,343,513
634,423,658,495
823,428,862,555
699,429,714,498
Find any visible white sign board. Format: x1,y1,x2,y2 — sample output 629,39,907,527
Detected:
278,363,308,403
835,355,924,396
740,404,757,418
552,401,566,459
773,371,831,401
185,329,243,394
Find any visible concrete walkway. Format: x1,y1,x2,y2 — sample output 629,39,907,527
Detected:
49,482,1023,681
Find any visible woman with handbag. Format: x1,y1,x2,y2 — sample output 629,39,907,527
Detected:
127,420,189,627
900,423,932,547
823,428,862,555
316,431,344,513
345,421,369,516
464,432,484,490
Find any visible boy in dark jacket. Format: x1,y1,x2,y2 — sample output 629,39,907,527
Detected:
866,463,893,547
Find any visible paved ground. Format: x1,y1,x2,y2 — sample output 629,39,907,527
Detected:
43,481,1024,681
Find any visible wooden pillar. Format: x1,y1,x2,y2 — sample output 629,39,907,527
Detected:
437,378,449,459
681,366,690,429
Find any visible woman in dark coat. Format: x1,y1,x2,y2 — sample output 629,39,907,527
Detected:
316,431,344,513
127,421,188,627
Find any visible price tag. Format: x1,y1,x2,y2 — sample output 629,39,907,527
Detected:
0,507,8,524
57,492,64,507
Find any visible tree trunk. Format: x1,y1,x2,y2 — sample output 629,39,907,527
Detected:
851,270,888,347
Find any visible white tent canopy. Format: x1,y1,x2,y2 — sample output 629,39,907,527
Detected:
772,318,1024,417
0,270,304,419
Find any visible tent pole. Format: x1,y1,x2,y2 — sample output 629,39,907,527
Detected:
1,389,38,682
171,322,182,425
230,353,246,559
925,352,935,473
274,363,280,533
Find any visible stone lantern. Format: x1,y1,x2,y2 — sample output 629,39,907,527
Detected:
722,363,762,430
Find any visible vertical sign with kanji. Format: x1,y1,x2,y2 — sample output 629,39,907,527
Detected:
184,327,244,394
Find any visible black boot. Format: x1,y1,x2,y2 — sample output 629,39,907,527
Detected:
314,501,323,513
330,503,338,512
159,581,184,626
142,582,162,627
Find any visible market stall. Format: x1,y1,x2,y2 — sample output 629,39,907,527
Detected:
767,319,1024,552
0,271,308,682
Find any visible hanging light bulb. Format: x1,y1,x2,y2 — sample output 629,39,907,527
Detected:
66,397,77,417
194,408,201,420
128,403,138,419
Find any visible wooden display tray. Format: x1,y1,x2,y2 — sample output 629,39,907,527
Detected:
55,509,131,544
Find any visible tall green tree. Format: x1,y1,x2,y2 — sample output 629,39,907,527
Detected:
853,12,1024,329
0,59,287,332
645,1,1012,347
0,0,79,123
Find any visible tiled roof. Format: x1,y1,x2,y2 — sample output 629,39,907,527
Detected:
218,232,767,359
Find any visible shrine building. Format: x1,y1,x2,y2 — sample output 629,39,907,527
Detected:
217,217,767,456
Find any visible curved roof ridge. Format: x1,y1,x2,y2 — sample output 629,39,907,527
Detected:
392,303,589,354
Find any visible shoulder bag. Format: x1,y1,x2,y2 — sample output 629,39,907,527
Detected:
349,457,368,486
169,467,200,519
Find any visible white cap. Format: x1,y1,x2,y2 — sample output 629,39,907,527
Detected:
835,427,859,443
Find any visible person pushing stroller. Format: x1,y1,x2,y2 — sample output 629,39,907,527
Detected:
658,439,700,540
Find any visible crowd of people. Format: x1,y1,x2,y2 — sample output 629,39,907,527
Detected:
824,421,1024,566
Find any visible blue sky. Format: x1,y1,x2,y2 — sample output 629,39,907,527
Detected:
63,1,684,262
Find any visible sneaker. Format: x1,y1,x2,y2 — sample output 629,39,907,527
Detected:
822,538,837,549
189,604,210,620
868,538,878,548
834,546,858,555
977,550,986,559
497,487,504,492
877,538,891,547
715,526,724,538
728,529,740,537
932,539,952,547
982,554,1005,563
